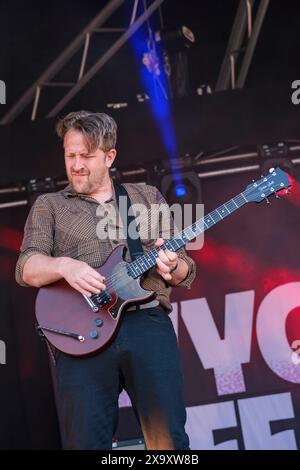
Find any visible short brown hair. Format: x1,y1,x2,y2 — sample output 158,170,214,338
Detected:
56,111,117,152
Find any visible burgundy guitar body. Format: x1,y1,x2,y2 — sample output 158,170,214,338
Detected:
36,245,154,357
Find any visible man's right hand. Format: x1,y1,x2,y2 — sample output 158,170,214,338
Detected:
59,258,106,297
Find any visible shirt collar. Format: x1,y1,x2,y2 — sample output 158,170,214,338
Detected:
61,179,116,203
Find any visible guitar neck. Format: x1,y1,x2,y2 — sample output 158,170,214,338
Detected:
127,191,248,279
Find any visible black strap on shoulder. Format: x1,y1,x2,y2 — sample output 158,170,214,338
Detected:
113,182,144,261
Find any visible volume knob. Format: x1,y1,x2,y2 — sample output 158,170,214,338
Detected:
90,330,98,339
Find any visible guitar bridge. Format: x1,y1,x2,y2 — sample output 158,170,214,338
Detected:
83,291,112,312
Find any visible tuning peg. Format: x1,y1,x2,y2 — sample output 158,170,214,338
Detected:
265,197,271,205
285,189,291,194
275,193,281,199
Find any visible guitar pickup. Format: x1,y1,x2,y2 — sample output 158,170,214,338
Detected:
91,291,112,308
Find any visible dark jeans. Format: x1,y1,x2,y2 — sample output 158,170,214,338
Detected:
55,307,189,450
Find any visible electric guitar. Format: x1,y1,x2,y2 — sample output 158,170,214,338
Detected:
35,167,291,356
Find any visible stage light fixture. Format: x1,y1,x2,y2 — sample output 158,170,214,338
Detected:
109,167,121,183
159,169,202,205
175,184,187,197
196,84,212,95
258,142,294,176
136,93,150,103
26,177,56,207
155,25,195,50
258,142,289,159
106,102,128,109
158,169,202,230
154,25,195,98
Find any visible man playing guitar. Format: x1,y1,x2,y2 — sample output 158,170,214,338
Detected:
15,111,196,450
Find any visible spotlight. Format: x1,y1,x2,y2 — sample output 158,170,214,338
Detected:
159,170,202,230
175,184,187,197
196,84,212,95
155,25,196,50
159,170,202,206
136,93,150,103
181,25,196,45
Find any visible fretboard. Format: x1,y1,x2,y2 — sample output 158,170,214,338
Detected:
127,191,248,279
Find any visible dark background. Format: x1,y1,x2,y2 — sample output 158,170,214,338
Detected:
0,1,300,184
1,0,300,112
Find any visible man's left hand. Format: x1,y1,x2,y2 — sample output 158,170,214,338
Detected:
154,238,178,281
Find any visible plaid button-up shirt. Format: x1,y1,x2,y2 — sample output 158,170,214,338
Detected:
15,181,196,312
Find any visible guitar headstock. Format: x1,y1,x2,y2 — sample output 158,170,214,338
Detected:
244,167,292,203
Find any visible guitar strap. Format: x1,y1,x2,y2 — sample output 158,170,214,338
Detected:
113,182,144,261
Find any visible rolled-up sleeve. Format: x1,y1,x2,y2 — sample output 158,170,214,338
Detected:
156,189,196,289
15,195,54,287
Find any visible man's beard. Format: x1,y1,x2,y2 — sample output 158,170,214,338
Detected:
70,174,92,194
70,173,104,195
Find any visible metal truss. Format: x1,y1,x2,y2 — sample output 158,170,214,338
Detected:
216,0,270,91
0,0,164,125
2,144,300,210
